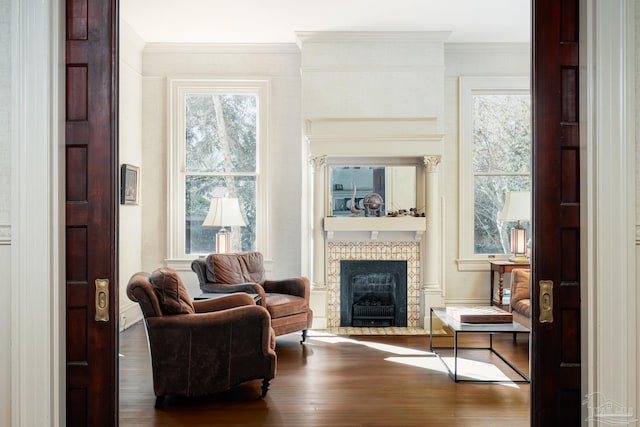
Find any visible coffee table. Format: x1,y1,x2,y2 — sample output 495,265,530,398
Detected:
429,307,530,383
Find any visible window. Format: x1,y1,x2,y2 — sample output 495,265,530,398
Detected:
458,77,531,268
168,79,269,264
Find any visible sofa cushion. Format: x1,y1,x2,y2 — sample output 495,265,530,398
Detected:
211,252,266,284
149,267,194,315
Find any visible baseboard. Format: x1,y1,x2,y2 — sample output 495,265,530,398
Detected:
120,302,143,332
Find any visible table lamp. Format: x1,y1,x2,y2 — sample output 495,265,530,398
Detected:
499,191,530,263
202,197,246,253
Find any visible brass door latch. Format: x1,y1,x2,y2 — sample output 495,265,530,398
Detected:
95,279,109,322
539,280,553,323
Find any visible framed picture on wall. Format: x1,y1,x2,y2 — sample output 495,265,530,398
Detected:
120,164,140,205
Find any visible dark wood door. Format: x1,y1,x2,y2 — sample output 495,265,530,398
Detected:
65,0,119,425
531,0,582,425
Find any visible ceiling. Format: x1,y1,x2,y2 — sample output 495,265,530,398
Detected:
120,0,531,44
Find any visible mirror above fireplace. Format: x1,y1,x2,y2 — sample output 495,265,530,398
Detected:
329,165,417,217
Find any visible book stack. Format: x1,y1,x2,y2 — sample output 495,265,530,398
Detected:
445,306,513,323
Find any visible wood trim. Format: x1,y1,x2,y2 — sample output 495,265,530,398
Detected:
582,0,637,421
10,0,63,425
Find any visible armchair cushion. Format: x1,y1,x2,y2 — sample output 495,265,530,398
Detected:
265,293,309,319
149,267,195,315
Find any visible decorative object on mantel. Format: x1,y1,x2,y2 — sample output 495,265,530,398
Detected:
363,193,384,217
387,208,425,217
349,183,362,217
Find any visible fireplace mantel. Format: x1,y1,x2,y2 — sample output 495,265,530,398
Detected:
324,216,426,240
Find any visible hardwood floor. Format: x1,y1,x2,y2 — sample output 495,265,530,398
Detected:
119,322,530,426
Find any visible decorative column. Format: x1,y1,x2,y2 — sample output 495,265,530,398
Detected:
310,155,327,289
422,155,443,325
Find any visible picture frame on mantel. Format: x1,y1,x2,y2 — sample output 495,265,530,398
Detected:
120,164,140,205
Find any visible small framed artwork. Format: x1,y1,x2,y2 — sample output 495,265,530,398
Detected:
120,164,140,205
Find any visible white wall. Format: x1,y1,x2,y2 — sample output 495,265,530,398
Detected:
118,21,145,330
0,0,10,423
442,43,530,304
140,43,302,295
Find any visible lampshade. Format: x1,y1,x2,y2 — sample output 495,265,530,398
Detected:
202,197,246,227
498,191,531,222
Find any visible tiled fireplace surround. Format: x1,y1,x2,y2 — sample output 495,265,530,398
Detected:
326,241,421,328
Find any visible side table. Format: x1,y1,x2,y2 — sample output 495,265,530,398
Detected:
489,260,530,309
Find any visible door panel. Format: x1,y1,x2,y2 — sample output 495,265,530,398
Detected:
531,0,582,425
65,0,119,425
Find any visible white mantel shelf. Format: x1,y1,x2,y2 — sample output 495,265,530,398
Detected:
324,216,426,240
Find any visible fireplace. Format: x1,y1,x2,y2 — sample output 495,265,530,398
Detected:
340,260,407,327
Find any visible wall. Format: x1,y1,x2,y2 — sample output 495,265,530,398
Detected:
0,0,9,422
442,43,530,304
118,21,145,330
140,43,302,295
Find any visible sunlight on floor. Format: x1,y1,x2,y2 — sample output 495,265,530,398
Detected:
309,331,431,355
386,355,520,388
308,331,523,388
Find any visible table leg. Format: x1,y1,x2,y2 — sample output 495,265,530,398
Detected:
429,309,433,351
498,272,504,305
454,331,458,382
490,270,495,305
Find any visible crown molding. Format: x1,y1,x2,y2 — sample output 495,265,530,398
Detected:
445,42,530,55
295,31,452,47
143,42,300,55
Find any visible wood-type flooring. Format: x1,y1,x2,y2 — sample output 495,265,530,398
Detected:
119,322,530,426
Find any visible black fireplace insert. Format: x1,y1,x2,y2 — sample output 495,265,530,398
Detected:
340,260,407,327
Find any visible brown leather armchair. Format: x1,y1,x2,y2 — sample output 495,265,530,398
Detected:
191,251,313,343
127,268,277,407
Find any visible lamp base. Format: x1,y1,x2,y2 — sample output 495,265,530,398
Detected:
216,228,231,254
508,254,529,264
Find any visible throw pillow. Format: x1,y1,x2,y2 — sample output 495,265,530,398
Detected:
149,267,195,314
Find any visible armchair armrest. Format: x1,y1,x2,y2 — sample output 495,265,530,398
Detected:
263,276,310,300
193,292,256,313
191,258,209,284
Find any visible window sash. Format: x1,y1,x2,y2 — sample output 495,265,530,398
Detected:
458,76,530,267
167,78,270,264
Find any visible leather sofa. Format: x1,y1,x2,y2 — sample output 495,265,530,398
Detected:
510,268,531,328
191,251,313,343
127,267,277,407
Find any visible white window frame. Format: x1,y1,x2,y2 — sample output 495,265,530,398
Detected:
457,76,530,271
166,78,270,268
